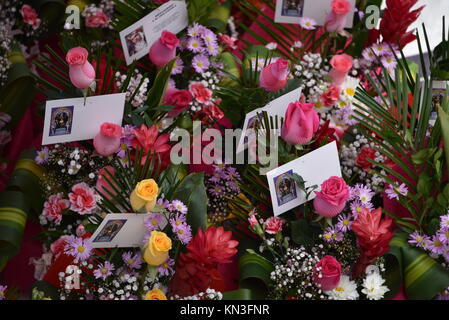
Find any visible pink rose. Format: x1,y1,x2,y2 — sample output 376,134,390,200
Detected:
248,214,258,229
149,30,179,67
20,5,41,30
259,59,289,92
329,54,353,86
94,123,122,156
42,193,70,225
50,235,72,258
163,88,193,117
313,256,342,291
85,10,109,28
95,166,117,200
189,82,213,103
325,0,352,33
331,0,352,14
69,182,97,215
321,85,341,107
218,34,237,50
313,176,349,218
264,217,285,234
281,102,319,145
66,47,89,66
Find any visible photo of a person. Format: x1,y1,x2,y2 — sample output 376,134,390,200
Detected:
281,0,304,17
430,88,446,124
49,106,74,137
247,115,262,131
93,219,127,243
274,170,298,206
125,26,148,57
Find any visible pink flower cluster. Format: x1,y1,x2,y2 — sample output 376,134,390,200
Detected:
69,182,97,215
42,193,70,225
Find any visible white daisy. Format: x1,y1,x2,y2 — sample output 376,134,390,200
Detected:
325,275,359,300
362,272,389,300
265,42,278,50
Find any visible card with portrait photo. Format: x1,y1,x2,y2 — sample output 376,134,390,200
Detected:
42,93,126,145
88,213,168,248
119,0,188,66
429,80,448,126
275,0,356,28
267,141,342,216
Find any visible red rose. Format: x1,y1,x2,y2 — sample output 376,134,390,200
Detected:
313,256,342,291
160,30,179,50
355,146,377,171
163,88,193,117
264,217,285,234
313,176,349,218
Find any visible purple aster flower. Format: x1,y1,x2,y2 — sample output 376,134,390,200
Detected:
117,125,135,158
371,43,389,56
440,214,449,230
144,213,165,231
299,17,316,30
224,167,240,181
381,56,397,72
187,22,204,38
408,231,430,249
322,226,343,243
192,54,210,73
334,106,358,126
170,213,187,229
178,36,189,50
187,37,204,53
173,222,192,244
122,251,142,269
115,267,139,283
228,180,241,193
35,147,49,164
438,228,449,245
205,42,219,56
428,234,445,255
93,261,115,280
158,258,175,276
350,199,373,218
357,185,374,204
172,57,184,75
385,183,408,200
200,28,217,45
209,171,223,183
336,214,353,232
209,185,224,196
362,47,376,62
0,285,7,300
171,200,188,214
64,236,93,262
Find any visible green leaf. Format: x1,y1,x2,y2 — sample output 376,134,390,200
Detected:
145,58,176,111
239,251,274,298
170,173,207,233
438,105,449,174
291,219,322,246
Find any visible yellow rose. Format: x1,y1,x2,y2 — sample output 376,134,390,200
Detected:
143,231,172,266
144,288,167,300
130,179,159,212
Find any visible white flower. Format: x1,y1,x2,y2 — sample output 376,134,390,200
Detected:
265,42,278,50
339,76,360,107
325,275,359,300
362,272,389,300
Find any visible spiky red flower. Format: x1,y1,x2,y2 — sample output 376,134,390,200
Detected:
351,208,394,278
369,0,425,49
169,226,239,297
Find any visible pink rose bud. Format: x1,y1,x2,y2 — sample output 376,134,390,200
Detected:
281,101,319,145
66,47,96,89
163,88,193,117
313,176,349,218
313,255,342,291
264,217,285,234
329,54,353,86
20,4,41,30
93,123,122,157
76,224,86,237
259,59,289,92
248,214,258,228
325,0,352,33
149,30,179,67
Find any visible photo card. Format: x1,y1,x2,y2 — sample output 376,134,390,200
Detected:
275,0,356,28
119,0,188,65
267,141,342,216
237,87,302,153
89,213,168,248
42,93,126,145
430,80,448,126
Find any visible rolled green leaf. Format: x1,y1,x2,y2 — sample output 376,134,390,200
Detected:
222,288,254,300
438,104,449,174
239,251,274,291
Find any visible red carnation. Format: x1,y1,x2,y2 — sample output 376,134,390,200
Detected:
169,226,238,297
355,146,377,171
351,208,393,278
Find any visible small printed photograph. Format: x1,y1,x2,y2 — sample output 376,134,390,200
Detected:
49,106,74,137
247,115,262,131
280,0,304,18
430,88,446,124
125,26,148,57
93,219,127,243
273,170,298,206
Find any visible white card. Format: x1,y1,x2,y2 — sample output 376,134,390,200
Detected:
120,0,188,66
266,141,342,216
236,87,302,153
88,213,168,248
42,93,126,145
275,0,355,28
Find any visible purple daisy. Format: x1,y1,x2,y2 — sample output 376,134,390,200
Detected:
205,42,219,56
209,185,224,196
170,213,187,229
93,261,115,280
224,167,241,181
192,54,210,73
385,183,408,200
144,213,165,231
0,285,7,300
428,234,445,255
172,57,184,75
122,251,142,269
322,226,343,243
173,222,192,244
171,200,188,214
187,37,204,53
438,228,449,245
350,199,373,218
356,185,374,204
187,22,204,38
408,231,430,249
158,258,175,276
440,214,449,230
336,214,353,232
64,236,93,262
35,147,49,164
200,28,217,45
334,106,358,126
209,171,223,183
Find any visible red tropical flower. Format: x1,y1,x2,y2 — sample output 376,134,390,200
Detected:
169,226,238,297
313,120,340,149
